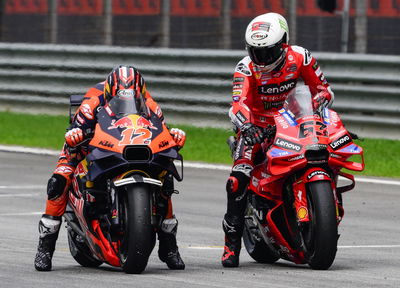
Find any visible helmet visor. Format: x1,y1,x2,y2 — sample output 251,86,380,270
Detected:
247,41,284,66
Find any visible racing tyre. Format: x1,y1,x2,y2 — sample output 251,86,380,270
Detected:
67,229,103,268
119,184,156,274
303,181,338,270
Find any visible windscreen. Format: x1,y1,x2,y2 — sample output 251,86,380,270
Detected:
283,85,314,120
107,89,149,118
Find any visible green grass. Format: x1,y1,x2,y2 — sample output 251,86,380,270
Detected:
1,111,399,178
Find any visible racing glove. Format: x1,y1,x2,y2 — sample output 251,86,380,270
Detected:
170,128,186,147
312,86,332,111
65,127,84,147
240,123,264,146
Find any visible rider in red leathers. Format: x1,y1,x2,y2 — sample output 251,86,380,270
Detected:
221,13,334,267
34,65,186,271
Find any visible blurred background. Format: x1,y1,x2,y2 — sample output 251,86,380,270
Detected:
1,0,399,54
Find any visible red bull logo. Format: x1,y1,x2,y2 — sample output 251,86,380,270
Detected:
109,115,157,130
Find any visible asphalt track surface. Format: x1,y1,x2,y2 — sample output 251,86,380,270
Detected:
0,151,399,288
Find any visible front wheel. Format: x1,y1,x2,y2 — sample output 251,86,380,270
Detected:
119,184,156,274
303,181,338,270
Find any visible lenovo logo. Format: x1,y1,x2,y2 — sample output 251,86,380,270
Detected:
330,134,351,150
259,79,297,95
275,137,302,152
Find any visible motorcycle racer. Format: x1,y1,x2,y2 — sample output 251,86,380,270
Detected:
34,65,186,271
222,13,334,267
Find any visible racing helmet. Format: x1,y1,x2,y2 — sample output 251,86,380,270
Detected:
104,65,145,101
245,13,289,70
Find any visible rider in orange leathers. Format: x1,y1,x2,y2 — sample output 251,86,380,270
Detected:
34,65,186,271
221,13,334,267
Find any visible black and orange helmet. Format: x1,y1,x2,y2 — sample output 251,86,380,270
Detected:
104,65,146,101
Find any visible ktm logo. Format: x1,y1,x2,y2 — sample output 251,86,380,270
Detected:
159,140,169,148
99,140,114,148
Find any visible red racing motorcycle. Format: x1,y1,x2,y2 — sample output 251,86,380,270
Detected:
64,92,183,274
235,86,364,270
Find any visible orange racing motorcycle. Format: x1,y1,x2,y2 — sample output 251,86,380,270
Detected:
229,86,365,270
64,92,183,274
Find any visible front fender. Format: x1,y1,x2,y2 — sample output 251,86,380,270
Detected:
113,174,162,187
292,168,332,222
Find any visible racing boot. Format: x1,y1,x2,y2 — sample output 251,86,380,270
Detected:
34,214,61,271
158,217,185,270
221,214,244,268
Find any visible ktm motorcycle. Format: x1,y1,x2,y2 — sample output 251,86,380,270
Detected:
229,85,364,270
64,92,183,274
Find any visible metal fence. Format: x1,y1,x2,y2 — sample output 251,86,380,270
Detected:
0,43,399,139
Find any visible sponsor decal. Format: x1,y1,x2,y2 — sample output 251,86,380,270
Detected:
232,90,242,96
251,32,267,40
307,170,330,180
303,49,313,66
275,137,302,152
338,144,360,153
330,134,351,150
288,55,294,61
117,89,134,99
279,109,297,126
235,111,247,124
286,64,297,72
306,144,328,150
159,140,169,148
233,84,243,89
315,67,322,77
233,77,244,83
276,115,289,129
99,140,114,148
288,154,305,162
272,72,282,78
297,207,308,220
263,100,285,110
235,63,251,76
105,105,113,116
312,61,319,70
232,96,240,102
259,79,297,95
270,148,292,157
80,104,94,120
323,108,330,124
251,22,271,32
285,73,294,80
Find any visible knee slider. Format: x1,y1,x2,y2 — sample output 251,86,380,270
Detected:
226,171,250,194
47,174,68,200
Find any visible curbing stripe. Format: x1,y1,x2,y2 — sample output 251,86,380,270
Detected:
1,144,400,186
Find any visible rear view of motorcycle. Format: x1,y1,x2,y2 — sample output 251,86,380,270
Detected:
64,92,183,274
234,85,364,269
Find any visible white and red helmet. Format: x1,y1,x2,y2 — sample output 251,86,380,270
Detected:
245,13,289,70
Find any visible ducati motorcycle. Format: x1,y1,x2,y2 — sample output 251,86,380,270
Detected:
64,92,183,274
230,86,364,270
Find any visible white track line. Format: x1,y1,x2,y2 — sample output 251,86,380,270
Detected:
187,245,400,250
1,145,400,186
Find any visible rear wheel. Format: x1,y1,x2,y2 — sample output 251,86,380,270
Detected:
243,203,279,264
303,181,338,270
67,228,103,268
119,184,156,274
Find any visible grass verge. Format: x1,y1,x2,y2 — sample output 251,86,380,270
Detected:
1,111,399,178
